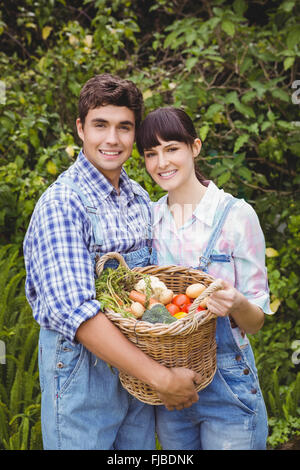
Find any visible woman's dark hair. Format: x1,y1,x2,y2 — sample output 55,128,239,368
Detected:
78,73,144,129
136,107,206,182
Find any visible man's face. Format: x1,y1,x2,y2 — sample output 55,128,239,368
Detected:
76,105,135,186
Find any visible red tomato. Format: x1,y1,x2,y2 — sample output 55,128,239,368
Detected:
172,294,191,310
181,302,192,313
166,303,180,316
197,305,206,311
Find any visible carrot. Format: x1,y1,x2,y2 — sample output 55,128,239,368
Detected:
129,290,160,307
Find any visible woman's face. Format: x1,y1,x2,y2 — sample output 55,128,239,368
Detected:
144,137,201,192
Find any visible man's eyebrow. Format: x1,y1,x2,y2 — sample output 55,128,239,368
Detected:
90,118,134,127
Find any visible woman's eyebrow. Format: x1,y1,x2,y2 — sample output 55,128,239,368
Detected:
145,142,178,151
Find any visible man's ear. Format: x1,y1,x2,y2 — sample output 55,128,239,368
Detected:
76,118,84,141
192,138,202,158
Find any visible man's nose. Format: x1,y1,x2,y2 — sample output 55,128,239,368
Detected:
105,126,119,144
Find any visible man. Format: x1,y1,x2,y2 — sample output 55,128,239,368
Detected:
23,74,200,450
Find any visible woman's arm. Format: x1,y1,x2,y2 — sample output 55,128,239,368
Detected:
207,201,270,334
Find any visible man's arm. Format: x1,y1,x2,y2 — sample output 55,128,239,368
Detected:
76,312,201,410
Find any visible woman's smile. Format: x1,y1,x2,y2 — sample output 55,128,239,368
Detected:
158,169,178,179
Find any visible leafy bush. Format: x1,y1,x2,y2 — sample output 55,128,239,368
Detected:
0,246,42,450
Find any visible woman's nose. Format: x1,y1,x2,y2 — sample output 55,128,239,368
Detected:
157,153,168,168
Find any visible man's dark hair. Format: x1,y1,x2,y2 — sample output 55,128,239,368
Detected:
78,73,144,129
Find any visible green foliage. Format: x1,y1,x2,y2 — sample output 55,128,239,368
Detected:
0,246,42,450
0,0,299,448
265,370,300,448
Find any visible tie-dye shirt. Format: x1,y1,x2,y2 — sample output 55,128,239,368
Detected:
152,181,272,347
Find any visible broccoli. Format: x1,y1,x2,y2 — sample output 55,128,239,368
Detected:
141,304,177,324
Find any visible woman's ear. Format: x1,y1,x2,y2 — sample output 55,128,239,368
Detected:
192,138,202,158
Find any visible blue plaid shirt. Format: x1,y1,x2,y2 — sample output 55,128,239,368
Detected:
23,150,151,342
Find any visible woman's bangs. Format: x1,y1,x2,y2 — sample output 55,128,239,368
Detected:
137,109,190,154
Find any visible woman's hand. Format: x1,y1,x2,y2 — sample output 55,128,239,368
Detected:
206,279,265,334
206,280,242,317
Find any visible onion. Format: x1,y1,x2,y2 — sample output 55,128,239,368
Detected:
130,302,145,318
159,288,174,305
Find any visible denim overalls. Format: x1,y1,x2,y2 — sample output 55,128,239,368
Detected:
155,197,269,450
38,177,156,450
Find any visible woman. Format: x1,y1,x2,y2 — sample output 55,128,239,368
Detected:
136,107,272,450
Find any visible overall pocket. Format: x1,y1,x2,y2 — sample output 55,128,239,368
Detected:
217,363,259,415
54,336,87,397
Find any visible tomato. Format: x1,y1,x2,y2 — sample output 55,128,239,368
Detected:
172,294,191,310
166,303,180,316
196,305,206,312
181,302,192,313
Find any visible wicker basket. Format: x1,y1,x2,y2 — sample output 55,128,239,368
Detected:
95,252,222,405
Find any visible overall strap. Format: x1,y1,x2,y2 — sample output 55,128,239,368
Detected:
198,196,237,272
58,176,103,246
136,195,152,249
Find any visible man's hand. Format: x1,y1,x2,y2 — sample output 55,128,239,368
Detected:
154,367,201,411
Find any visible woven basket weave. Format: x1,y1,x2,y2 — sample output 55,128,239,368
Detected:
95,252,221,405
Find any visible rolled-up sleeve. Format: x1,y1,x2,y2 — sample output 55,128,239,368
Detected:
233,202,272,315
24,197,102,343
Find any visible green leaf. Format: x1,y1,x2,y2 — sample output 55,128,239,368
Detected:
221,20,235,37
234,134,250,153
261,121,272,132
284,57,295,71
237,166,252,181
205,103,224,120
185,56,198,71
271,89,290,103
235,101,256,118
217,170,231,186
280,1,296,12
240,57,253,75
248,80,267,99
233,0,248,16
286,26,300,49
199,124,210,141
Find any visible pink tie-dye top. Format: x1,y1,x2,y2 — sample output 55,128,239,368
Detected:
152,181,272,347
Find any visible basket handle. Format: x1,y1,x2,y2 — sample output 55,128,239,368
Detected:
95,252,130,277
188,279,224,315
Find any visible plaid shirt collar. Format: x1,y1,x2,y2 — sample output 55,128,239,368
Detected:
73,149,142,201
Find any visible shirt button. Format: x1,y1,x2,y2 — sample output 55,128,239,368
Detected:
243,368,250,375
235,354,242,361
57,361,64,369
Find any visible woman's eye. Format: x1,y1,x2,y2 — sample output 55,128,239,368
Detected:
168,147,178,152
145,152,156,158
